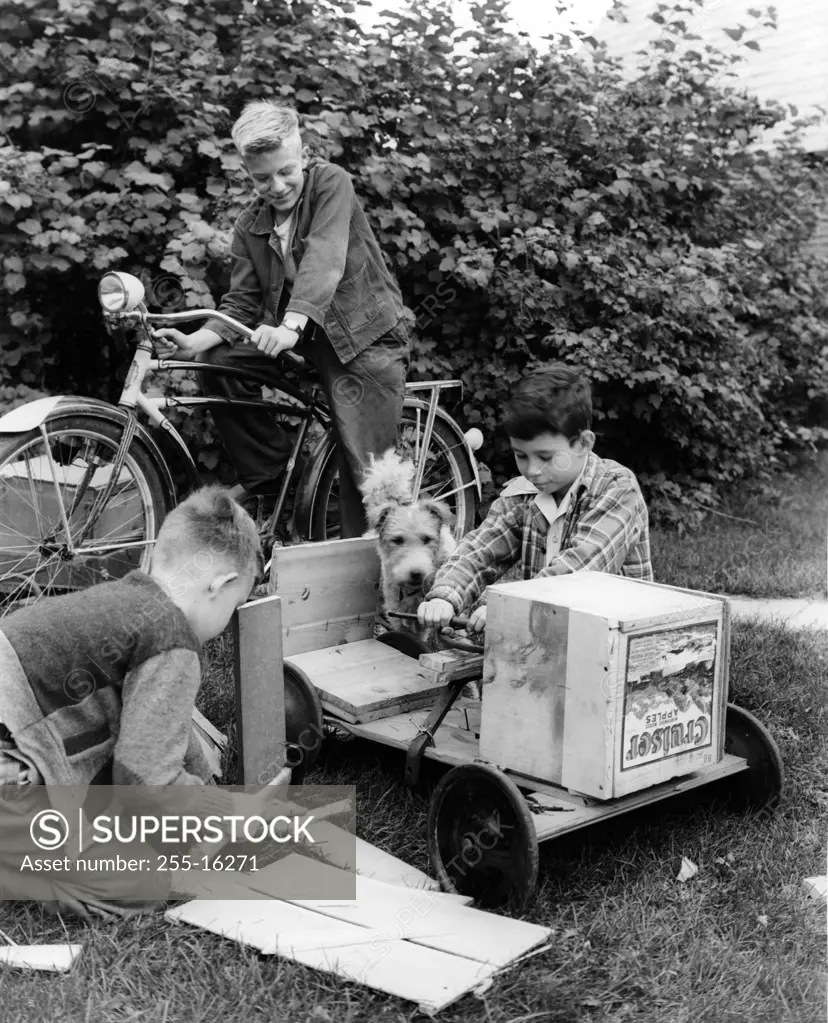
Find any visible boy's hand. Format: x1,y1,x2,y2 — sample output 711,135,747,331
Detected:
418,598,455,628
250,324,299,359
467,606,487,633
151,328,217,360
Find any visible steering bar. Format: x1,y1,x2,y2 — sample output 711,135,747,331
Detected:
118,308,305,368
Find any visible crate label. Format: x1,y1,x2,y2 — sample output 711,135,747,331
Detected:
621,622,717,771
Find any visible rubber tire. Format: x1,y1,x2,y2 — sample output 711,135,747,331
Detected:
376,630,431,659
299,405,479,542
427,763,539,913
724,702,785,814
0,415,172,613
282,662,326,783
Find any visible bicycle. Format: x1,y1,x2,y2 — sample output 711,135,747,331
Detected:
0,271,484,614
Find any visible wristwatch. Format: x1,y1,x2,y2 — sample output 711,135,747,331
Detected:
280,317,304,337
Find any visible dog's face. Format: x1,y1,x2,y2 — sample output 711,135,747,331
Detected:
374,500,454,590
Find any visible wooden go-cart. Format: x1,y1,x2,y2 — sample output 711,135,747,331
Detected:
233,538,784,914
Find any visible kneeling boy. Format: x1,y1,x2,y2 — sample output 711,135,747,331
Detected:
0,486,262,917
418,364,653,633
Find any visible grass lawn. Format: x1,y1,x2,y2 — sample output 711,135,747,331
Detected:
650,452,828,599
1,467,826,1022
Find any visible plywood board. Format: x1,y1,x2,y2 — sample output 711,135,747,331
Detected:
167,897,499,1015
288,639,448,723
246,855,551,968
309,824,441,891
232,595,286,785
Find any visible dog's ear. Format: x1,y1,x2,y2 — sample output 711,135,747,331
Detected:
367,502,394,534
421,499,455,529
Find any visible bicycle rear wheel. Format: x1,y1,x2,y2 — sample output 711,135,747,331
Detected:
300,402,478,543
0,415,170,617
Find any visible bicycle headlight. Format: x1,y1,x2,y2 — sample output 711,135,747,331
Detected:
98,272,145,313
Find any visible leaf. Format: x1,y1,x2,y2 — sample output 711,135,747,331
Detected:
3,272,25,292
123,161,171,189
722,25,746,42
744,40,761,50
188,138,217,164
16,219,41,235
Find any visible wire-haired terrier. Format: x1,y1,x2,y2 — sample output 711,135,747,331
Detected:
360,448,457,652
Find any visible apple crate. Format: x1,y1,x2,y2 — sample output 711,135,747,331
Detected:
480,571,730,800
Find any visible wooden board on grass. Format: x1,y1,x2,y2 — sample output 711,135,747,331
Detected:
167,897,499,1015
287,639,448,723
309,823,441,891
245,855,552,968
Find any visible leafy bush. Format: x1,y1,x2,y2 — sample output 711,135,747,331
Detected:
1,0,826,525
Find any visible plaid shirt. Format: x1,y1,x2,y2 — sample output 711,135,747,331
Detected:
427,452,653,614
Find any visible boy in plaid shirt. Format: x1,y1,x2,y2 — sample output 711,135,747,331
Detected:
418,364,653,633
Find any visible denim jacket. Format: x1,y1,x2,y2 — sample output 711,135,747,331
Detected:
204,161,408,363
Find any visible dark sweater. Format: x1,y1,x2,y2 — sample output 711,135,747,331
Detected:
0,571,212,787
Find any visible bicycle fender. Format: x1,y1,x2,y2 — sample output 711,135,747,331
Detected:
0,395,193,506
404,397,483,499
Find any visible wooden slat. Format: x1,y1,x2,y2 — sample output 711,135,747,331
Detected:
268,538,381,656
282,616,374,657
308,823,441,891
329,709,480,764
288,639,448,723
232,595,286,785
531,754,748,842
418,650,485,684
167,897,500,1014
246,855,552,968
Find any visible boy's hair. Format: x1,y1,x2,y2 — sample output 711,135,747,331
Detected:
502,363,592,440
232,101,301,157
152,486,263,581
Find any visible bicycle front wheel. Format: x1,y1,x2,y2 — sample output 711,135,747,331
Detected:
302,402,479,543
0,415,171,617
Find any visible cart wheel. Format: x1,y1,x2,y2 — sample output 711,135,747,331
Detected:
427,763,539,913
283,662,325,784
724,703,784,813
376,630,431,659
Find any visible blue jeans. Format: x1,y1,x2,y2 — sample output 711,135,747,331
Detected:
197,324,409,538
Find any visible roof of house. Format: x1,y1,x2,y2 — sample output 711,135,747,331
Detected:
591,0,828,152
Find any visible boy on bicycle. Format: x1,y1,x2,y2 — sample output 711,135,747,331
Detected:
153,101,410,538
417,364,653,632
0,487,264,918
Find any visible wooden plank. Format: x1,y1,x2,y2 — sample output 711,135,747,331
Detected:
288,640,448,723
532,754,748,841
329,709,479,766
167,897,499,1014
232,595,286,785
268,538,381,656
247,855,552,968
308,823,441,891
418,650,485,684
190,708,225,780
282,616,374,657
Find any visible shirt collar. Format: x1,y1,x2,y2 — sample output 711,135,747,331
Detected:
500,452,597,501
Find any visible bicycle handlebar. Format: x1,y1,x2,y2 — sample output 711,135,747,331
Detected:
117,308,305,368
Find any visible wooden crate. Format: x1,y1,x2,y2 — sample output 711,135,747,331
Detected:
479,572,730,800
